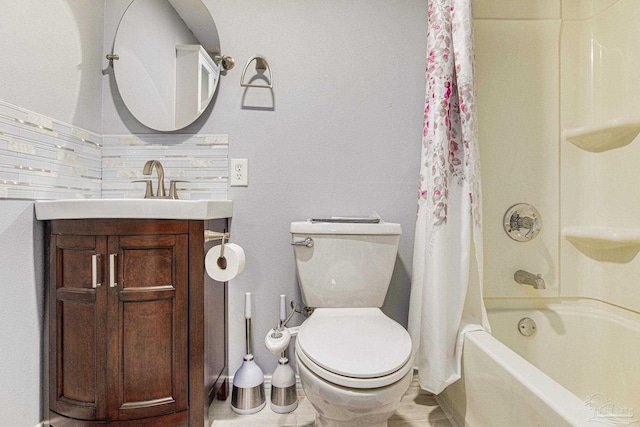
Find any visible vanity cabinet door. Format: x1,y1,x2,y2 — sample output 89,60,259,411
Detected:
106,234,188,421
47,218,227,427
49,229,189,423
49,235,108,421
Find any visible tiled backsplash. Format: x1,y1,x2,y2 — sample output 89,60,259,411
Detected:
0,101,102,199
102,134,229,200
0,100,229,200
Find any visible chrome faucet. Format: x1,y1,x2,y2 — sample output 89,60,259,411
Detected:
514,270,546,289
142,160,166,198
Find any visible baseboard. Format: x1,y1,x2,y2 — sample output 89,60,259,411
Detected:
434,393,462,427
409,370,421,391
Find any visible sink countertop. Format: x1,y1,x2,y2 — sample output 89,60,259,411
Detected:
34,199,233,220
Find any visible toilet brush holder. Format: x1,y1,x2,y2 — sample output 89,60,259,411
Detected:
231,353,266,414
270,357,298,413
231,293,266,414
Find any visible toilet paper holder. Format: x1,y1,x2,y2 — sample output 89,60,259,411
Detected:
204,230,230,243
204,230,231,268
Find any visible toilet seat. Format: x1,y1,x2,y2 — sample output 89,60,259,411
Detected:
296,308,413,389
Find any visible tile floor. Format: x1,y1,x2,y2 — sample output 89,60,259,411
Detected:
209,377,453,427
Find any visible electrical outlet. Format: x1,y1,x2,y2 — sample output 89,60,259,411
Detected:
230,158,248,186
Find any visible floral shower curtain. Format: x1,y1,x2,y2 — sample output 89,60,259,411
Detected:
408,0,490,394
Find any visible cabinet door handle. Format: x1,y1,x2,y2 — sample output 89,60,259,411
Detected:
91,254,102,288
109,254,118,288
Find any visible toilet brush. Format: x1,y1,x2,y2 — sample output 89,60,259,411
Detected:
231,292,266,415
267,295,298,413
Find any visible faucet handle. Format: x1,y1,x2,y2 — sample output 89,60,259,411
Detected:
525,216,539,239
132,180,153,198
503,204,542,242
168,180,189,199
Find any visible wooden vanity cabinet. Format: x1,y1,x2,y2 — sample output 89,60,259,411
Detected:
45,219,228,427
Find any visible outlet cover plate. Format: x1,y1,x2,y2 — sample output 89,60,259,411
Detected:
230,158,248,186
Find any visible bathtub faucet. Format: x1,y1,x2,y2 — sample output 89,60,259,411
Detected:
514,270,546,289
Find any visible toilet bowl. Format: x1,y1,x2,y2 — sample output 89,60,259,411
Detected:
290,220,412,426
295,308,413,427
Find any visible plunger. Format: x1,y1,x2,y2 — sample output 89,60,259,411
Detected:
231,292,266,414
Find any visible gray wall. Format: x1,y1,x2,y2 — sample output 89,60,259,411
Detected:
0,201,45,427
0,0,104,133
0,2,105,426
0,1,426,423
202,0,427,374
102,0,427,374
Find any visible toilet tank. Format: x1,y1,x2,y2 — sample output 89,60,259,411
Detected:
290,221,401,308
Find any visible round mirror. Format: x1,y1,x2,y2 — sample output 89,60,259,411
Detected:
113,0,221,131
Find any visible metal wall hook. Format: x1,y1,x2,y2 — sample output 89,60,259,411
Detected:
106,54,119,67
240,55,273,89
215,54,235,70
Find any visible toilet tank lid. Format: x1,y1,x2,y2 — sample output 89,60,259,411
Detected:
290,221,401,235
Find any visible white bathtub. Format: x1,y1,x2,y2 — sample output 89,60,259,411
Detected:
438,298,640,427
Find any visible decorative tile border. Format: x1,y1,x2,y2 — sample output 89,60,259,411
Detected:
0,100,229,201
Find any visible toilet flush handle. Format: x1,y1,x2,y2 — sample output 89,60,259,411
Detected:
291,237,314,248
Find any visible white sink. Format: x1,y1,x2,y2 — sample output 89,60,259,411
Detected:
34,199,233,220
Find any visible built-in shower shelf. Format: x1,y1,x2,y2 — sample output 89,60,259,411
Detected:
564,119,640,152
563,226,640,262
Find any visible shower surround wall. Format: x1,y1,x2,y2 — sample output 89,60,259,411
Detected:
475,0,640,314
560,0,640,312
474,0,561,298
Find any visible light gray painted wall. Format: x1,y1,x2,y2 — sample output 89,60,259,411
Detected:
107,0,428,374
0,201,44,427
0,0,105,133
203,0,427,374
0,1,426,423
0,2,105,425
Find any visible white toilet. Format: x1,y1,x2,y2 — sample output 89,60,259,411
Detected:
290,220,414,427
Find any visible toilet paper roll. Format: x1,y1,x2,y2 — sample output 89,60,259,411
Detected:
205,243,245,282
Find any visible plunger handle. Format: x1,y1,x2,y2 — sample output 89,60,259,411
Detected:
280,294,286,323
245,292,252,319
245,292,252,355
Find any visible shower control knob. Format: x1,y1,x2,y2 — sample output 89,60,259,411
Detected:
503,203,542,242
